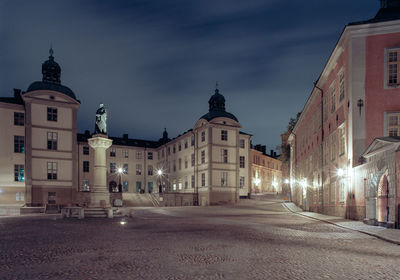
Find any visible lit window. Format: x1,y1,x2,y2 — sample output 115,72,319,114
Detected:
221,130,228,141
178,179,182,190
15,192,24,201
47,162,57,180
83,161,89,172
14,164,24,182
83,146,89,155
47,107,57,122
14,136,24,153
82,179,90,191
47,132,57,150
110,148,116,157
14,112,24,126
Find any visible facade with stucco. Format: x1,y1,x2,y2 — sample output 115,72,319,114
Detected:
288,1,400,227
0,50,251,208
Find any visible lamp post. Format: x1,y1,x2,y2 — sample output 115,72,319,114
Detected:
117,167,123,193
157,169,163,193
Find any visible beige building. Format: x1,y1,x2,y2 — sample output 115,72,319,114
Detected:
250,145,282,195
0,50,251,208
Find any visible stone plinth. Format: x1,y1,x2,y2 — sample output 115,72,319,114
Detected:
88,134,113,208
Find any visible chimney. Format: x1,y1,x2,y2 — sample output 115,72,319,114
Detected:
270,150,274,157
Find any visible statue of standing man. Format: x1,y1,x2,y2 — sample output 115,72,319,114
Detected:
95,103,107,135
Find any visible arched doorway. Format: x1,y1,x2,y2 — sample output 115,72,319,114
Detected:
377,174,389,223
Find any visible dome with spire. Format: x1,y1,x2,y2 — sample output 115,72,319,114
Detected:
26,48,77,100
199,85,238,122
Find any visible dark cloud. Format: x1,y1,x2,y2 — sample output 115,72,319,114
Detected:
0,0,379,150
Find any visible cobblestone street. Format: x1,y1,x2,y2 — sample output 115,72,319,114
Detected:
1,199,400,280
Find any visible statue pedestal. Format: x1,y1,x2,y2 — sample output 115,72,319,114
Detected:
88,134,113,208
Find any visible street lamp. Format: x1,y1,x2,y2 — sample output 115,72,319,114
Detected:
157,169,163,193
117,167,123,192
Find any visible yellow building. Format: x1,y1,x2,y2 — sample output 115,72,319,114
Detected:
250,145,282,195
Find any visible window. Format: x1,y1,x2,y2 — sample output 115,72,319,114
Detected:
191,175,195,188
201,173,205,187
339,71,345,102
157,151,160,160
240,156,245,168
47,162,57,180
191,135,195,146
173,180,177,191
122,163,128,174
184,139,188,149
122,150,129,158
185,156,188,169
82,179,90,192
162,149,165,158
201,131,205,142
387,113,400,136
221,130,228,141
331,132,337,161
136,181,142,193
178,179,182,190
47,132,57,150
168,147,171,155
16,192,24,201
14,136,24,153
110,163,116,173
148,165,153,176
148,182,153,193
178,158,182,170
201,150,205,164
14,112,24,126
240,176,245,189
178,142,181,151
240,139,245,149
339,126,345,156
47,107,57,122
173,145,176,153
339,181,345,203
123,181,129,192
136,151,142,159
83,146,89,155
221,172,228,186
148,152,153,160
136,164,142,175
323,95,328,121
83,161,89,172
185,176,188,189
110,148,116,157
221,149,228,163
191,153,195,167
330,182,336,203
173,160,176,172
330,83,336,113
14,164,24,182
388,50,400,86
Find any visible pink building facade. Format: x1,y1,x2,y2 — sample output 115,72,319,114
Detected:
288,1,400,227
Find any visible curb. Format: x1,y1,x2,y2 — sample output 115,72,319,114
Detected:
281,203,400,245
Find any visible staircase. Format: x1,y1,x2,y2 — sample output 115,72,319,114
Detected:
122,193,154,207
148,193,161,207
84,208,109,218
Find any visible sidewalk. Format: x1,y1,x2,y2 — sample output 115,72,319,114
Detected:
283,202,400,245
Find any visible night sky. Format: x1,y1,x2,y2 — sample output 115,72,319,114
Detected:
0,0,380,151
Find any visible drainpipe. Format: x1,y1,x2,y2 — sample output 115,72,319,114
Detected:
314,82,324,213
